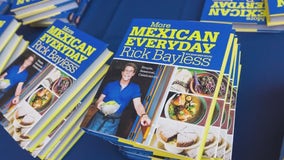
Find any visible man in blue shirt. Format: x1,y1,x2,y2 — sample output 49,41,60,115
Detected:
0,54,36,108
88,62,151,135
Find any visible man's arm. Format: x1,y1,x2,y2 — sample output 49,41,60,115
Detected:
133,97,151,126
12,82,24,104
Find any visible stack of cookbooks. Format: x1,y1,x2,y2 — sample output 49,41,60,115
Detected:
9,0,90,26
0,19,113,160
200,0,284,32
81,18,242,160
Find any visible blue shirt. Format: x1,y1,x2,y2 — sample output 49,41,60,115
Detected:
4,65,28,91
102,80,141,115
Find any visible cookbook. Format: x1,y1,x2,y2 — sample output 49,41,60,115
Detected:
0,20,113,155
81,18,237,159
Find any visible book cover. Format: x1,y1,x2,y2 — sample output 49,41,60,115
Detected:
201,0,284,32
265,0,284,26
0,20,113,152
81,18,235,159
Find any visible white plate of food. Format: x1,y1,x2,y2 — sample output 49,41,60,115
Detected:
155,126,200,154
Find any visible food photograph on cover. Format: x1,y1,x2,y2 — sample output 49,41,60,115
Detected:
26,85,57,115
42,69,73,97
161,92,223,126
150,118,202,157
171,67,228,98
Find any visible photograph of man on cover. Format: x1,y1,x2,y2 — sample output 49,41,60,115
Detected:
84,60,157,137
0,50,47,113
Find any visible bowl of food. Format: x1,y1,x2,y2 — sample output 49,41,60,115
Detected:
189,72,227,98
28,87,54,113
51,76,72,96
164,93,206,124
100,100,120,115
156,126,200,154
0,79,10,89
